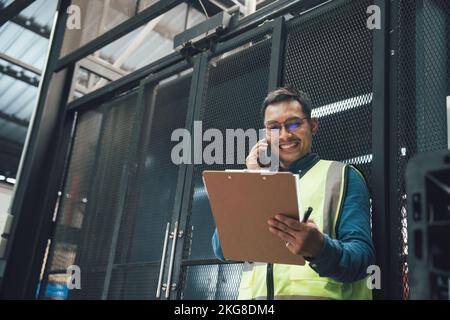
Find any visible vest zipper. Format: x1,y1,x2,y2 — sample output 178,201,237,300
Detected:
266,263,274,300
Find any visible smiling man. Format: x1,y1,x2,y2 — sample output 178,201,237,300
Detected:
211,86,375,300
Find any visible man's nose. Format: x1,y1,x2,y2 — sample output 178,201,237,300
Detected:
279,125,292,140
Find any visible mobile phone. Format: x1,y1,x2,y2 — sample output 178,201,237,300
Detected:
257,142,272,168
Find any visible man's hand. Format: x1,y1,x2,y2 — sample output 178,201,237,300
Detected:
267,214,324,258
246,139,269,170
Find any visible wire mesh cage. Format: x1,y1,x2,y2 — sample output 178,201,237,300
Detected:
179,35,273,300
394,0,450,299
34,0,450,301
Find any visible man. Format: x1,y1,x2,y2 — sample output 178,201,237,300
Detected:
211,87,375,300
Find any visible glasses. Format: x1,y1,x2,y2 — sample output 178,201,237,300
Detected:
264,117,309,135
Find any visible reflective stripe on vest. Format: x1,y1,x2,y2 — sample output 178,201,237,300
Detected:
238,160,372,300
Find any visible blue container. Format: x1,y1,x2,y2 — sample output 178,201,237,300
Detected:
44,282,69,300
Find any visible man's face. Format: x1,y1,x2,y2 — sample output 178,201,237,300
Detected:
264,100,318,168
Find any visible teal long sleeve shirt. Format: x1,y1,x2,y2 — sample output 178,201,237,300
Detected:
211,153,375,283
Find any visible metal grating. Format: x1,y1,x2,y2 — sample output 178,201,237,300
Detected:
44,92,138,299
283,0,373,186
180,263,244,300
394,0,449,300
415,0,449,152
114,74,192,266
73,94,138,271
48,110,104,272
35,0,449,301
107,264,160,300
186,38,272,260
68,271,106,300
179,37,272,298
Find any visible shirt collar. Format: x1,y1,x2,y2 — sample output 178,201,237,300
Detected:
279,152,320,174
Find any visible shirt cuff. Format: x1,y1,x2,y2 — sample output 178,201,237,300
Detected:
306,234,342,272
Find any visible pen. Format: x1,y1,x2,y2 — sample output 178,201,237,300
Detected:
302,207,313,223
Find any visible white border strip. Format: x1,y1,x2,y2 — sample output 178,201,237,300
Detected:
342,154,373,165
312,93,373,118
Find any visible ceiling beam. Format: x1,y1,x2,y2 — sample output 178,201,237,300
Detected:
10,14,51,38
56,0,184,72
74,84,89,95
78,56,126,82
0,110,29,128
113,16,164,68
0,52,41,75
0,64,40,87
209,0,230,12
91,16,164,91
187,0,222,17
0,0,36,28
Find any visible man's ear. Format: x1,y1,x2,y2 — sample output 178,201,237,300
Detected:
310,117,319,135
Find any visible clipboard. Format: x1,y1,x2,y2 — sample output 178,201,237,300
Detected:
203,170,305,265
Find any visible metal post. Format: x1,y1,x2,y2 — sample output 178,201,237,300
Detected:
0,0,73,299
171,52,209,299
36,110,79,300
0,0,36,27
268,17,285,91
371,0,391,300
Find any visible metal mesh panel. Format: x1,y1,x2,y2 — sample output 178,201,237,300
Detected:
186,38,272,261
179,38,272,299
106,74,192,299
395,0,449,299
49,110,104,272
68,271,106,300
45,92,138,299
107,264,160,300
283,0,373,180
395,0,417,300
415,0,449,152
114,74,192,266
77,95,138,269
180,264,244,300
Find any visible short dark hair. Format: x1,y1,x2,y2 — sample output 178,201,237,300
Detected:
261,86,312,120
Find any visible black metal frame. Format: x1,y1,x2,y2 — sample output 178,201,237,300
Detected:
371,0,391,300
167,52,209,300
171,17,284,300
268,16,285,91
55,0,185,72
172,51,210,300
67,52,185,113
0,65,40,87
174,11,232,49
387,0,404,300
109,60,195,300
0,0,409,299
0,0,73,299
0,110,29,128
38,59,194,300
36,110,79,300
55,0,314,74
0,0,36,27
0,137,24,180
10,13,51,38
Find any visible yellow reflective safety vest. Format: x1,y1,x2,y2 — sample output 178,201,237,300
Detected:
238,160,372,300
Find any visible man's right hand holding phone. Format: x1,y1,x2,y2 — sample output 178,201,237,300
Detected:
246,138,271,170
